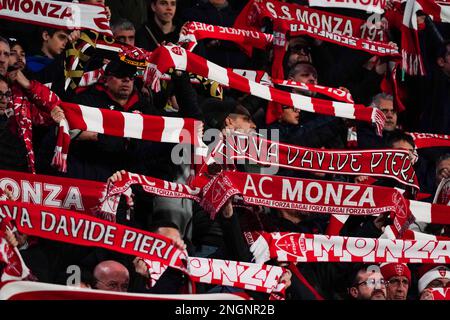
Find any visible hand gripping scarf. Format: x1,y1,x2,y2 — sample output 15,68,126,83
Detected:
145,45,386,134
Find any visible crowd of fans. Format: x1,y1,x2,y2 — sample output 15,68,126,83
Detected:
0,0,449,300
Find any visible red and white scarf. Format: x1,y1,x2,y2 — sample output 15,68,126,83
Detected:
250,231,450,264
272,79,355,103
0,0,112,36
206,133,418,189
0,200,286,298
206,170,450,238
0,169,112,218
0,280,250,300
146,45,386,133
0,216,33,282
234,0,385,41
179,21,273,56
401,0,450,75
408,132,450,149
308,0,387,14
53,102,206,172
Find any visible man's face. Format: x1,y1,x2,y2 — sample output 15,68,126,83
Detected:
351,270,386,300
106,75,134,100
288,46,312,68
43,30,69,58
280,106,300,125
114,29,136,46
386,276,409,300
0,81,11,115
436,158,450,185
9,44,26,71
437,44,450,77
0,41,10,76
225,114,256,134
151,0,176,24
377,98,397,131
291,64,318,86
95,271,129,292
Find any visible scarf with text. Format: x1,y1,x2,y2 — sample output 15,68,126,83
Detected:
250,231,450,264
0,0,112,36
179,21,273,56
408,132,450,149
308,0,387,14
205,133,418,189
146,45,386,133
0,201,286,298
402,0,450,75
271,19,399,80
200,171,417,237
234,0,386,42
52,102,206,172
0,170,109,217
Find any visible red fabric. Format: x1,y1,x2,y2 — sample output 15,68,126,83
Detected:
380,263,411,282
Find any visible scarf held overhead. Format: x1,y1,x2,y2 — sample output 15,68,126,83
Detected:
207,133,418,189
0,0,112,36
250,232,450,264
53,102,206,172
0,201,286,297
146,45,386,134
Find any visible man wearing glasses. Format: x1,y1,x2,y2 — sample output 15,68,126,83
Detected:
381,263,411,300
348,264,387,300
93,260,130,292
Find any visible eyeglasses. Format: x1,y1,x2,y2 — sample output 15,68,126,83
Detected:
95,279,129,291
356,278,386,288
379,108,397,115
0,91,12,99
290,46,311,55
387,278,409,287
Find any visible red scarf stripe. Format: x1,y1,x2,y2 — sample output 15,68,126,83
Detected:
146,45,386,132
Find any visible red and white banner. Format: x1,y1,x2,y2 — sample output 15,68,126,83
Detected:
0,0,112,36
0,201,286,297
208,133,418,189
0,281,250,300
250,232,450,264
146,45,386,133
234,0,386,41
0,170,107,215
282,20,398,57
179,21,273,56
53,102,207,172
308,0,387,14
408,132,450,149
272,79,354,103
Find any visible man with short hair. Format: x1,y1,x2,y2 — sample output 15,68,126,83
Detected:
93,260,130,292
380,263,411,300
136,0,179,51
0,37,9,76
348,264,387,300
111,19,136,46
370,93,397,132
